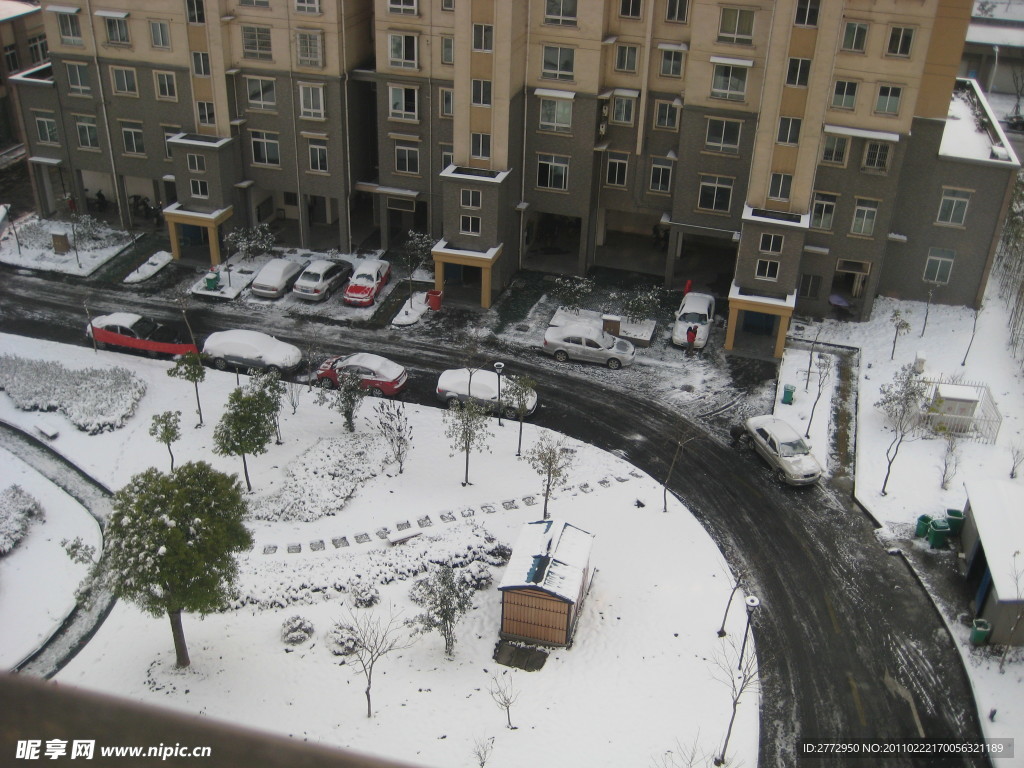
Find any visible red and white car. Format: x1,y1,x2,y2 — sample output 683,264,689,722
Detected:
342,259,391,306
86,313,198,358
316,352,408,397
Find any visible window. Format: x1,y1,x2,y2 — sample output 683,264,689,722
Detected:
441,0,454,9
35,115,58,144
389,34,417,68
842,22,867,52
67,63,90,95
821,134,847,164
246,77,276,109
105,18,130,45
811,193,836,230
297,31,323,67
461,215,481,235
440,87,454,117
768,173,792,201
887,27,913,57
777,117,801,144
389,0,417,14
461,189,481,208
150,20,170,48
296,0,321,12
251,130,280,165
441,36,454,65
863,142,890,171
620,0,641,18
192,51,210,76
187,153,206,172
711,64,747,101
537,154,569,190
606,152,628,186
756,259,779,280
300,84,324,118
924,247,954,284
111,67,137,95
542,46,574,80
760,233,783,253
155,72,177,100
799,273,822,300
122,121,145,154
545,0,577,25
786,58,809,87
187,0,205,24
309,138,328,172
240,0,270,6
28,35,48,64
699,175,732,212
851,199,878,235
389,85,417,120
473,24,493,52
794,0,818,26
718,8,753,45
472,79,492,107
655,101,679,130
611,96,635,125
661,50,683,77
58,13,82,46
440,143,453,169
937,189,970,226
5,45,19,74
471,132,491,159
242,26,272,60
190,179,209,198
650,157,673,193
705,118,741,153
197,101,215,125
76,115,98,148
832,80,857,110
395,142,419,173
615,45,638,73
876,85,901,115
539,97,572,132
667,0,688,22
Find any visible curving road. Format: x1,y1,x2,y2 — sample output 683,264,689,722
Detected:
0,265,989,767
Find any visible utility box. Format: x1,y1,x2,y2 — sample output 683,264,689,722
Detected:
602,314,621,336
931,383,980,434
51,230,70,255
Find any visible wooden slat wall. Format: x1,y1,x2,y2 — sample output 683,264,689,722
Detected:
501,589,570,646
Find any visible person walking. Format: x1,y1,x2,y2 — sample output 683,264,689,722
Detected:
685,325,697,355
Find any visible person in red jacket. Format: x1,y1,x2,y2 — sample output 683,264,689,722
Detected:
685,325,697,355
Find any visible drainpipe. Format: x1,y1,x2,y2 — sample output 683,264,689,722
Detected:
285,0,305,247
634,1,655,157
988,45,999,93
341,0,353,251
517,0,531,270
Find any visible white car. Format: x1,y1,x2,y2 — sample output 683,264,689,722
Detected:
671,292,715,349
543,324,636,369
202,330,302,374
436,368,538,418
250,258,308,299
291,259,354,302
743,415,823,486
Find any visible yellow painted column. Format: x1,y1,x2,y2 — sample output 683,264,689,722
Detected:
434,259,444,292
480,267,492,309
773,314,790,359
725,305,740,351
168,221,181,261
208,223,221,266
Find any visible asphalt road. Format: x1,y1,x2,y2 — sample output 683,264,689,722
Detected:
0,264,990,767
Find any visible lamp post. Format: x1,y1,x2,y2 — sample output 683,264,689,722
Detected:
493,361,505,426
737,595,760,670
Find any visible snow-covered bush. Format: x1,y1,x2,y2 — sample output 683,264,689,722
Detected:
0,485,44,555
0,355,145,434
326,622,359,656
458,561,493,591
347,577,380,608
280,615,315,645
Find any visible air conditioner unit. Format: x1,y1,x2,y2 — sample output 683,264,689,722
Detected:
598,121,608,136
601,105,609,117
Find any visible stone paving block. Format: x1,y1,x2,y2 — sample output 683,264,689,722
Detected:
332,537,349,548
355,533,371,544
262,545,278,555
481,504,496,514
502,499,519,510
523,496,537,506
440,511,456,523
397,520,411,531
460,508,475,517
579,483,592,493
417,515,433,528
310,540,325,552
287,543,301,554
599,479,612,488
375,527,390,540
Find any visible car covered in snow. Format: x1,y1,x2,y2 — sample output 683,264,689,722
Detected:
316,352,408,397
202,329,302,374
86,313,198,357
291,259,354,302
671,292,715,350
250,258,308,299
743,415,822,486
436,368,538,418
542,324,635,369
342,259,392,306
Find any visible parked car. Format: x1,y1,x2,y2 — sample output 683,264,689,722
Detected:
671,292,716,350
250,258,308,299
202,330,302,374
543,324,636,369
436,368,538,418
743,415,823,486
343,259,392,306
86,313,198,358
316,352,408,397
292,259,354,302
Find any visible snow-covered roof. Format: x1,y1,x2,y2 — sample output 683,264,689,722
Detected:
499,519,594,602
939,80,1021,166
90,312,142,329
936,383,980,402
965,480,1024,600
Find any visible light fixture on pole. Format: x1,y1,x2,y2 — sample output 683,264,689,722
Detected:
493,361,505,426
737,595,759,670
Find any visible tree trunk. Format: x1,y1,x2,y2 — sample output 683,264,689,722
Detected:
806,390,823,438
881,437,902,496
167,443,175,472
241,452,252,492
168,609,190,668
715,699,740,766
365,685,372,718
193,381,204,426
542,469,552,519
517,418,524,457
463,440,471,486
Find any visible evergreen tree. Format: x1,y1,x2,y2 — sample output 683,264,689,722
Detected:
876,364,928,495
407,565,474,657
213,387,276,491
522,433,574,519
167,352,206,426
317,370,367,433
149,410,181,471
247,368,286,444
552,275,594,315
443,398,492,486
374,399,413,473
502,376,536,456
224,223,276,261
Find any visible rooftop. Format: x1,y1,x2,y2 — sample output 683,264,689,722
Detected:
499,519,594,602
939,79,1021,165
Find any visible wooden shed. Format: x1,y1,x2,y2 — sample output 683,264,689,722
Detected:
961,481,1024,645
498,519,594,647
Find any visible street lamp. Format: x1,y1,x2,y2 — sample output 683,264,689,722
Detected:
737,595,760,670
493,361,505,426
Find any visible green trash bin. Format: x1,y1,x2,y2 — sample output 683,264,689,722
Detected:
915,514,933,538
928,518,951,549
782,384,796,405
945,508,965,536
970,618,992,645
204,271,220,291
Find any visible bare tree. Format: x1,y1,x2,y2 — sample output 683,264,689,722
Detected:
522,433,574,519
1010,440,1024,479
805,354,833,439
803,327,823,392
472,736,495,767
920,282,942,337
889,309,911,360
717,570,744,638
663,428,697,514
489,672,519,730
443,398,493,486
149,410,182,471
962,304,982,367
345,609,415,718
1000,551,1023,674
876,364,929,496
397,230,435,299
374,399,413,474
285,377,304,416
502,375,537,457
167,352,206,427
710,638,760,767
937,427,960,490
317,370,368,433
651,737,711,768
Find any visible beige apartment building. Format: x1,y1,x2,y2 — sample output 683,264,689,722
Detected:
12,0,1021,355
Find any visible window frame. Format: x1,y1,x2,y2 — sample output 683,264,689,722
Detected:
75,114,99,149
611,95,635,126
246,76,277,110
924,247,954,284
190,178,209,198
155,71,177,101
460,215,481,235
542,45,574,81
768,173,792,201
58,13,82,46
28,34,48,64
821,134,848,165
66,62,90,96
441,35,454,65
718,7,754,45
937,188,971,226
105,17,130,46
296,30,323,67
197,101,215,126
440,87,454,118
661,49,683,77
620,0,641,19
251,129,281,166
650,157,673,194
862,141,890,172
832,80,857,110
150,20,171,49
759,233,783,253
606,151,628,187
755,259,780,281
698,174,733,212
472,24,493,52
296,0,321,12
666,0,688,23
388,84,418,121
798,273,822,300
537,153,570,191
851,198,879,236
711,64,747,101
887,26,914,57
811,192,837,230
388,33,417,68
35,114,59,145
777,117,801,145
875,85,902,116
615,44,638,73
111,66,138,96
471,132,491,160
539,97,572,133
786,58,810,87
299,83,325,119
461,189,481,209
388,0,417,15
187,153,206,172
186,0,206,24
308,137,328,173
242,25,272,61
654,100,680,130
794,0,818,27
705,118,741,154
192,51,210,76
121,121,145,155
842,21,867,53
471,79,492,107
545,0,578,26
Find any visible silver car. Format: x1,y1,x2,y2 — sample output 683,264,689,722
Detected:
291,259,354,302
743,415,823,486
436,368,538,418
250,258,308,299
543,324,636,369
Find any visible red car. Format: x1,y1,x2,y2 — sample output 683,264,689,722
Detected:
342,259,391,306
86,313,198,357
316,353,408,397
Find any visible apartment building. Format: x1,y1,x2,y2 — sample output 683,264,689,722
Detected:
0,1,46,150
12,0,1020,356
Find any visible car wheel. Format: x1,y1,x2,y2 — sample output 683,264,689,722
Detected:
607,358,622,370
446,396,461,409
146,348,159,359
213,357,228,371
266,365,281,376
776,468,789,485
368,387,384,398
319,377,336,389
553,350,569,363
503,405,518,420
95,340,107,350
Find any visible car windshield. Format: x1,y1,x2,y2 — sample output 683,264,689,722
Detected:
779,438,810,457
303,271,324,282
680,312,707,323
352,274,374,285
131,318,159,338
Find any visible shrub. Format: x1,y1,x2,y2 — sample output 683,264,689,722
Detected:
347,577,380,608
0,485,44,555
280,615,315,645
458,561,493,591
327,623,359,656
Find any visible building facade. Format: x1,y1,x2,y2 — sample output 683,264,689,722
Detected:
0,1,46,150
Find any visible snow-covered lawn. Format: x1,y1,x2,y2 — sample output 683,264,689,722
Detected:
0,214,135,277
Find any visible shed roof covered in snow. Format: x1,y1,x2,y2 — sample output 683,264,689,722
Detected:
499,520,594,602
965,480,1024,599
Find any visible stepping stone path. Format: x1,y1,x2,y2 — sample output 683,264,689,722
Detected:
440,511,456,523
460,508,475,518
332,537,349,548
417,516,433,527
287,543,301,554
310,540,324,552
263,545,278,555
355,533,371,544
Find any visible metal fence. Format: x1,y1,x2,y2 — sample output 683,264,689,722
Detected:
920,377,1002,444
